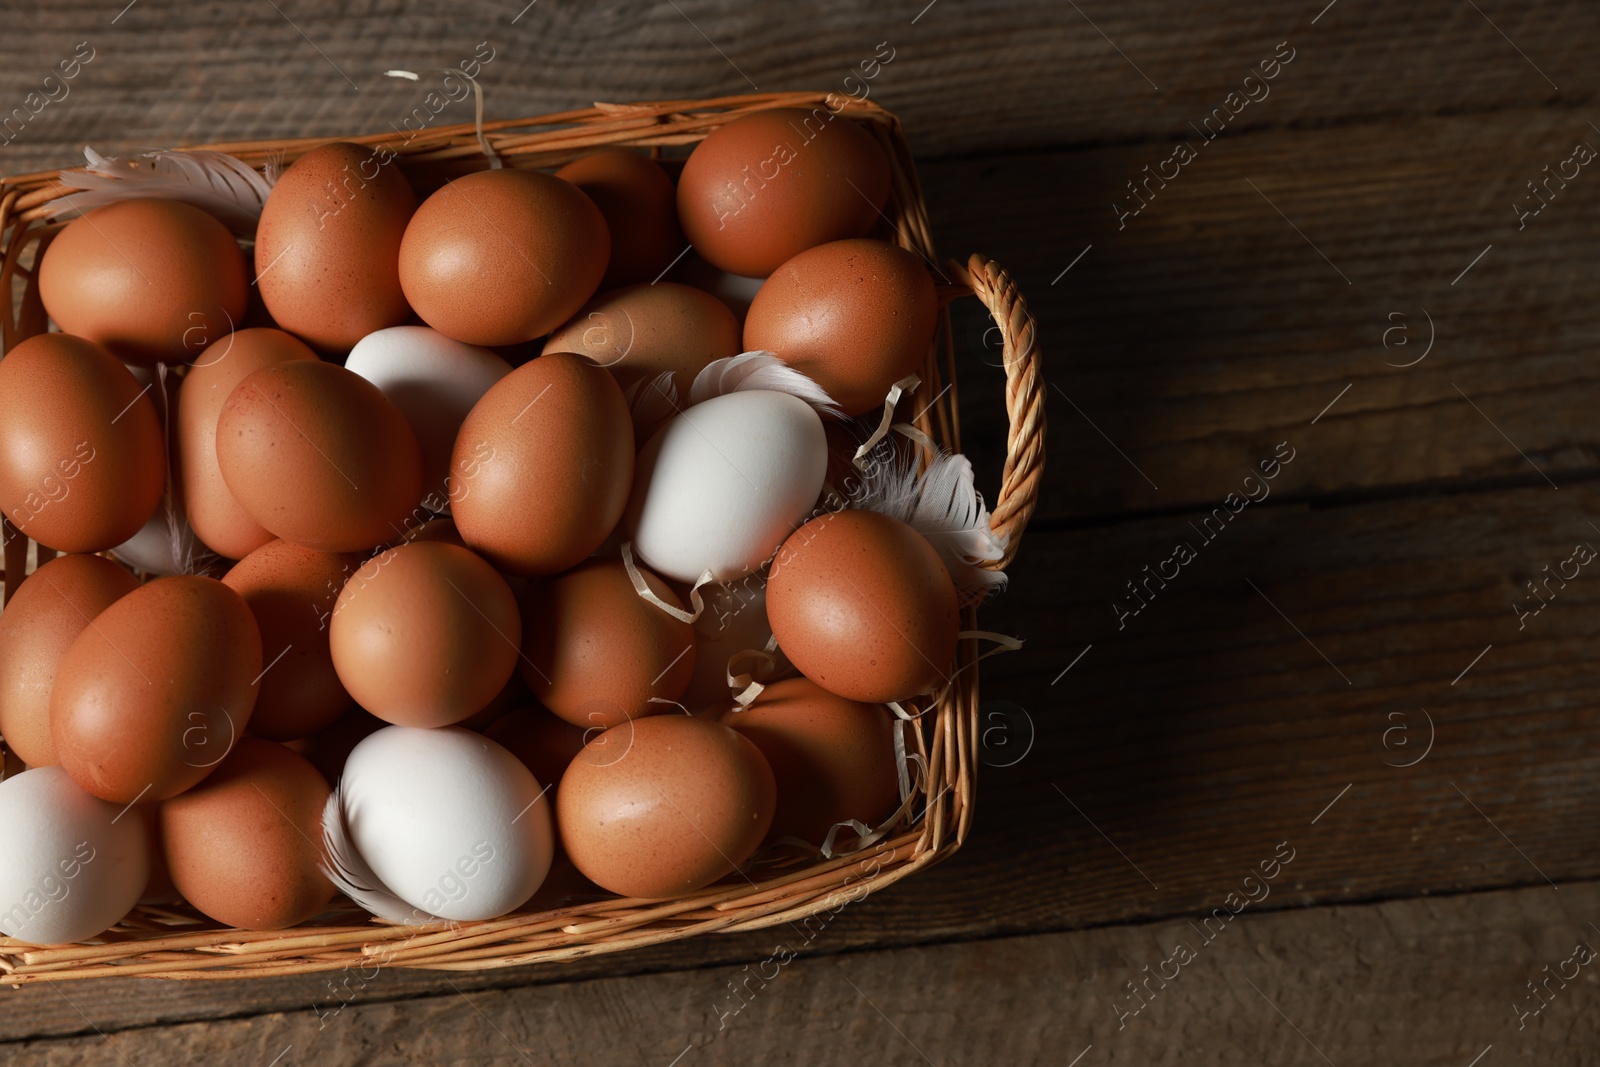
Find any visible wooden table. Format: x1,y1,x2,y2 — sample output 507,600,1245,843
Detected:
4,1,1598,1063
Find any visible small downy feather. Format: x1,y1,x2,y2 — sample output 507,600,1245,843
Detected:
110,364,220,578
320,790,445,925
851,445,1009,605
50,147,275,236
688,352,842,417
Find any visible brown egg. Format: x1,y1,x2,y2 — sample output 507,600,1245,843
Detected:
177,328,320,559
744,239,937,415
722,678,898,844
677,107,890,277
557,715,775,898
51,576,262,802
485,705,589,797
329,541,520,727
767,510,959,703
396,516,465,547
215,360,424,553
159,738,334,929
38,199,249,366
541,282,741,399
255,141,417,352
520,560,695,730
0,554,139,767
398,169,610,345
450,352,633,575
223,540,359,741
0,333,165,552
556,150,683,289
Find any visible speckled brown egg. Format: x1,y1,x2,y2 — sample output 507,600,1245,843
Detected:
159,738,334,929
329,541,520,727
0,554,138,767
398,169,610,345
255,141,417,353
677,107,890,278
520,560,695,730
744,238,937,415
223,540,359,741
556,150,682,288
557,715,775,898
450,352,633,575
485,705,589,798
0,333,165,552
51,576,262,802
38,199,249,366
722,677,898,845
767,510,959,703
542,282,741,400
177,328,319,560
215,360,424,553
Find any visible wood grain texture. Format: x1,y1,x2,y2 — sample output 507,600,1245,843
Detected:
6,881,1597,1064
0,0,1595,166
935,105,1600,525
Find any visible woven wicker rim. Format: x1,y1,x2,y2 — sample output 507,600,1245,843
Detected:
0,91,1045,982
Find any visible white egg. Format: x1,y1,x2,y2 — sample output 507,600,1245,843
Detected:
0,766,149,944
345,326,512,514
337,726,553,922
627,390,827,583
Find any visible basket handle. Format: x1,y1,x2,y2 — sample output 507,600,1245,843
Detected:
949,253,1045,572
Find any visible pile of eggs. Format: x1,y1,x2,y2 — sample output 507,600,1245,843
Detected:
0,108,992,945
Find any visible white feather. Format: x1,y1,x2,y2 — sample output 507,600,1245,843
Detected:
51,147,275,235
320,789,445,926
852,447,1009,605
689,352,841,417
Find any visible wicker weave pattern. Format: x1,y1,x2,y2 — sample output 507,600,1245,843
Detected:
0,92,1044,982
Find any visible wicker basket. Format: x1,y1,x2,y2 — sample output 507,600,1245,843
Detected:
0,91,1045,983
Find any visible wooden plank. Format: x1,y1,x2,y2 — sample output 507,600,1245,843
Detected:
4,476,1599,1037
0,1,1595,168
934,104,1600,524
6,880,1596,1064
